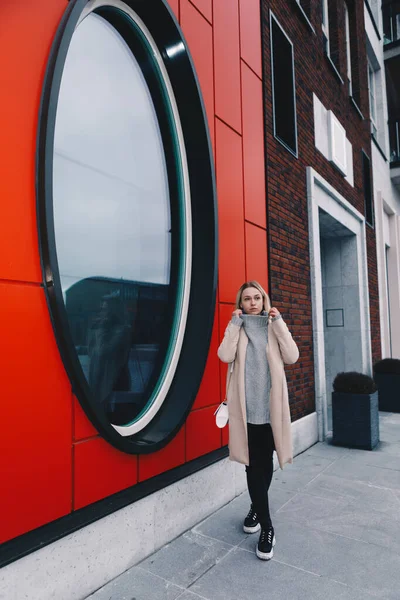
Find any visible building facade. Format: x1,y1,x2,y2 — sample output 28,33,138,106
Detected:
261,0,381,437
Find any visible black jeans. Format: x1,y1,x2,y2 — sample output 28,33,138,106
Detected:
245,423,275,529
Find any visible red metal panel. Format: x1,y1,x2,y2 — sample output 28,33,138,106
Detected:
245,223,269,291
188,0,212,23
139,426,185,481
239,0,262,78
192,307,220,409
180,0,215,152
241,62,267,228
216,120,246,303
0,0,66,283
167,0,180,19
74,437,137,510
213,0,242,133
73,396,98,441
0,283,72,543
186,405,222,461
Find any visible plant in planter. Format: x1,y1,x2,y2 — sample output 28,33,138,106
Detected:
373,358,400,413
332,371,379,450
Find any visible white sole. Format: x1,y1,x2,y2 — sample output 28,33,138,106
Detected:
243,523,261,534
256,536,276,561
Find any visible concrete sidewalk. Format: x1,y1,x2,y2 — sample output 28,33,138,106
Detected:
86,412,400,600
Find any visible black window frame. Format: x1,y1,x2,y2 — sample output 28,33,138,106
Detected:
270,11,298,158
362,150,374,227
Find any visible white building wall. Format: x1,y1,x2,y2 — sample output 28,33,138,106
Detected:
365,4,400,359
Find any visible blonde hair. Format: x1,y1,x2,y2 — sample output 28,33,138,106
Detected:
235,281,271,313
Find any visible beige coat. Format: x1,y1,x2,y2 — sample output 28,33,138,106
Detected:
217,316,299,469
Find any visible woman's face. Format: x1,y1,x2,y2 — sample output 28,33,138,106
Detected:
240,287,263,315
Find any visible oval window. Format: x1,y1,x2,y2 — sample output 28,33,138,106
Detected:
37,0,216,453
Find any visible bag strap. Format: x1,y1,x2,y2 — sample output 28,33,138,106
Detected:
224,361,234,401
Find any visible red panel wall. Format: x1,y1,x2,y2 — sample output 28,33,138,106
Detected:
0,284,73,543
216,119,246,302
0,0,73,545
213,0,242,133
239,0,262,78
189,0,212,23
241,63,267,229
180,0,215,150
74,438,138,510
0,0,267,543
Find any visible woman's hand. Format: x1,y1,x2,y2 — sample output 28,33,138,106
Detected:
232,309,243,318
269,307,280,319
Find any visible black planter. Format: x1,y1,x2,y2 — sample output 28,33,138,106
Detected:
374,373,400,412
332,391,379,450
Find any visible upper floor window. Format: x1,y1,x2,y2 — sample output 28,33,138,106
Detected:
368,60,377,137
321,0,330,54
362,151,374,227
270,12,298,156
344,2,352,94
384,56,400,164
383,0,400,45
321,0,342,78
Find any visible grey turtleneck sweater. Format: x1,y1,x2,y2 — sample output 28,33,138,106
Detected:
231,312,281,424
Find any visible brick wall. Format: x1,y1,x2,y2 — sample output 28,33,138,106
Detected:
261,0,381,421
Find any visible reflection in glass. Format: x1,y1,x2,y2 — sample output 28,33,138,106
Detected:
53,13,181,425
383,0,400,44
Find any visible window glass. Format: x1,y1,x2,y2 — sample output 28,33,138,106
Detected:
383,0,400,44
384,59,400,163
321,0,329,37
270,14,297,155
362,151,374,227
53,12,184,426
368,62,377,135
344,3,352,94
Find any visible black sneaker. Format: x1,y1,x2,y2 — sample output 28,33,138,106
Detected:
243,505,260,534
256,526,275,560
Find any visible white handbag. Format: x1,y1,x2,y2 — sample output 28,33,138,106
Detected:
214,401,229,428
214,362,234,428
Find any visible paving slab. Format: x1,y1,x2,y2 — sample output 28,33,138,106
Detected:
300,441,351,460
193,495,249,547
250,517,400,599
275,490,400,554
376,440,400,456
139,530,232,588
324,455,400,489
336,447,400,470
175,592,208,600
189,547,378,600
380,413,400,424
272,454,335,491
379,422,400,443
194,485,297,546
86,567,184,600
303,472,400,519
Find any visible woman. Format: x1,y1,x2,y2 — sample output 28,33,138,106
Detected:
217,280,299,560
